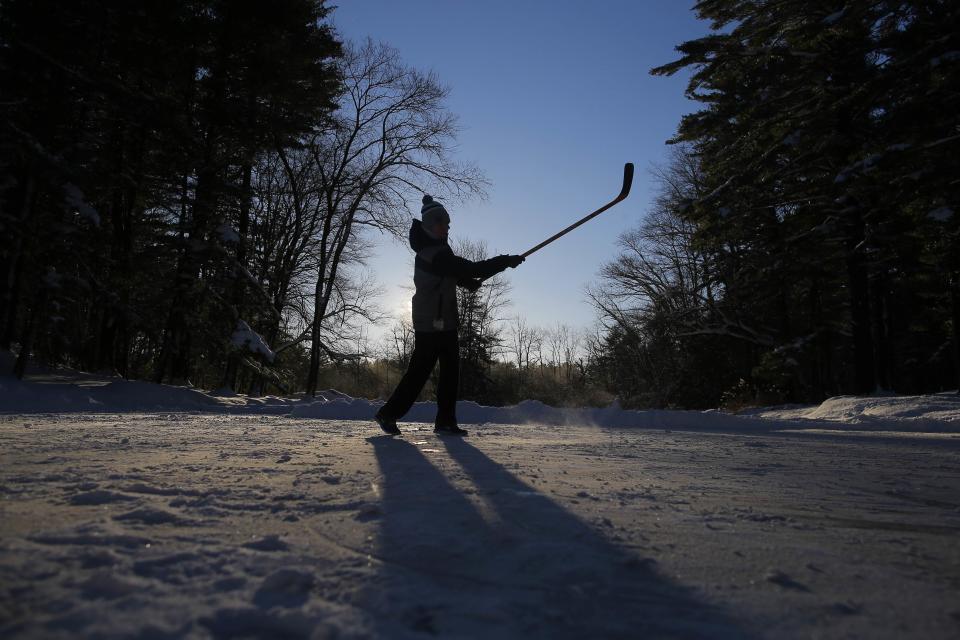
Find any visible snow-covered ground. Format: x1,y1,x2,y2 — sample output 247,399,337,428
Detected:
3,365,960,433
2,371,960,638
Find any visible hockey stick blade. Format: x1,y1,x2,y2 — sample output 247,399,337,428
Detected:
521,162,634,258
618,162,634,200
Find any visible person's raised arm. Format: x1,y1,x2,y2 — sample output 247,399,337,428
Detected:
432,250,524,280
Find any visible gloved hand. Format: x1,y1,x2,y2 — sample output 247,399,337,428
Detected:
490,254,525,272
505,255,525,268
460,278,483,292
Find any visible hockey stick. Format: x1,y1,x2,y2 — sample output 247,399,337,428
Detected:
521,162,634,258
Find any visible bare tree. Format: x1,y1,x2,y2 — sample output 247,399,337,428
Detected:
586,145,733,407
238,144,386,393
590,148,697,331
383,316,415,369
540,322,580,382
507,314,542,387
249,150,322,332
301,40,486,396
561,327,584,383
546,323,569,370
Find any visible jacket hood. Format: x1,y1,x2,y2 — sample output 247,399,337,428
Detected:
409,218,446,252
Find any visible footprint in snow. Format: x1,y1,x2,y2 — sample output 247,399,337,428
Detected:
831,601,862,615
243,535,289,552
78,549,122,569
766,569,811,592
113,507,190,526
69,490,138,506
252,568,314,609
132,552,204,579
212,576,247,592
78,572,141,600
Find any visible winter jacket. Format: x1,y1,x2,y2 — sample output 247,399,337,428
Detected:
408,219,516,332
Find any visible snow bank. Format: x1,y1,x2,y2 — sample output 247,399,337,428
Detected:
0,377,222,413
2,356,959,433
743,392,960,432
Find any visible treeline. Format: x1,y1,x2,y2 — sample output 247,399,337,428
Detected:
373,309,608,408
589,1,959,408
1,1,481,393
7,1,957,411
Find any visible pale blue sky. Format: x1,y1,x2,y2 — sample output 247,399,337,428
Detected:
331,1,707,340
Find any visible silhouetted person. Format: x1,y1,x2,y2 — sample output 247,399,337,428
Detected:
375,195,524,435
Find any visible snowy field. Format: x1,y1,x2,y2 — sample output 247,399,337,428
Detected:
2,374,960,638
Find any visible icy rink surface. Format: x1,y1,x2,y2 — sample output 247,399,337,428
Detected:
2,414,959,639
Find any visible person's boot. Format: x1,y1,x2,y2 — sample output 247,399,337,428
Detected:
375,409,401,435
434,422,468,436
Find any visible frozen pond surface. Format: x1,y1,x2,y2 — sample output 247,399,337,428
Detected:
2,414,959,638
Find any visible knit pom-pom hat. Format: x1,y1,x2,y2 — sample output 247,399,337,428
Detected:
420,195,450,227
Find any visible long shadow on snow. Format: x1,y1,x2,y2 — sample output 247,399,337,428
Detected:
367,435,749,639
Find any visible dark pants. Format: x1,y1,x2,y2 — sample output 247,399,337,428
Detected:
381,330,459,425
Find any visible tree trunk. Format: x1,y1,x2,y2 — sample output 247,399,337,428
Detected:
113,126,143,378
96,146,126,373
1,250,27,353
221,162,252,391
306,196,358,396
13,288,46,379
305,273,325,397
1,171,38,351
154,170,194,383
870,273,891,391
952,273,960,394
808,277,824,398
845,208,875,394
162,163,218,384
